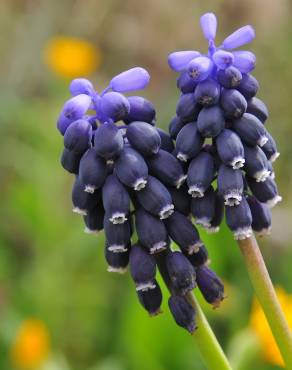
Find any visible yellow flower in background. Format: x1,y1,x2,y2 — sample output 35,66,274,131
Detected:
11,319,50,369
44,36,101,78
250,287,292,367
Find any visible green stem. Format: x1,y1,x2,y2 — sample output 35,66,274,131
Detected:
186,292,232,370
238,235,292,369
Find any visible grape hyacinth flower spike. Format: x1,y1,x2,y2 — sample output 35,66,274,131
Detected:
57,66,226,337
168,13,292,368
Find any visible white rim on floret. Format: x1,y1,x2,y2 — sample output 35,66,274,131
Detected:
206,226,220,234
177,152,188,162
107,266,127,274
270,152,280,163
224,190,242,206
150,241,168,254
108,244,128,253
233,226,253,240
254,169,271,183
188,185,204,198
84,227,99,234
73,207,87,216
159,204,174,219
133,178,147,191
175,175,187,189
195,217,211,229
188,241,204,255
266,195,282,208
84,185,96,194
106,159,115,165
136,281,156,292
258,135,269,147
270,171,275,180
230,156,245,170
256,226,272,237
109,212,128,224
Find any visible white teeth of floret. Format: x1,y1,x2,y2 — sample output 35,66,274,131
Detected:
233,227,252,240
195,217,211,229
159,204,174,219
270,152,280,163
107,266,127,274
136,281,156,292
266,195,282,208
108,244,128,253
206,226,220,234
175,175,187,189
84,227,99,234
84,185,96,194
188,241,203,255
254,169,270,183
73,207,87,216
133,178,147,191
188,185,204,198
258,135,269,147
256,227,271,237
224,191,242,206
230,156,245,170
150,241,167,254
109,212,128,224
177,152,188,162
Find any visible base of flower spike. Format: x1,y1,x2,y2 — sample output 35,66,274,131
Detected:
195,217,212,229
266,195,282,208
224,191,242,206
175,175,187,189
233,226,253,240
84,185,96,194
136,281,156,292
107,266,127,274
159,204,175,219
84,227,99,234
256,226,272,237
255,169,270,183
177,152,188,162
230,156,245,170
109,212,128,224
133,178,147,191
188,185,204,198
270,152,280,163
108,244,128,253
206,226,220,234
258,135,269,147
188,241,204,255
73,207,87,216
150,241,168,254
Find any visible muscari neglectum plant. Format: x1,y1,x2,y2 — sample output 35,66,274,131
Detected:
57,11,292,370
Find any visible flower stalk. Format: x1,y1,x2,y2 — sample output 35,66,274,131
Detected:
238,234,292,369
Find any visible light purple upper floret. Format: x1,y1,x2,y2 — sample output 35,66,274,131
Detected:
168,12,256,80
57,67,150,135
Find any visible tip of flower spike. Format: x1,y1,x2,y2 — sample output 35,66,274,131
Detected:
270,152,280,163
222,25,255,50
233,226,253,240
84,227,99,235
109,212,128,224
150,241,168,254
266,195,282,208
110,67,150,93
175,175,187,189
108,244,128,253
136,281,156,292
159,204,174,219
73,207,87,216
254,169,271,183
84,185,96,193
107,266,127,274
200,12,217,41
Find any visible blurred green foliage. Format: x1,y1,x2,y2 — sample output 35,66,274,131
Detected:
0,1,292,369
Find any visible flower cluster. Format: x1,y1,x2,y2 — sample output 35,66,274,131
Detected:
57,67,224,333
168,12,281,240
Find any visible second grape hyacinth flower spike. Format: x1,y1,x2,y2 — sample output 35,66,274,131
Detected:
57,65,225,334
168,12,281,241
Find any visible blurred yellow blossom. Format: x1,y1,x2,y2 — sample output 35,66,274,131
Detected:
250,287,292,367
10,319,50,369
44,36,101,78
